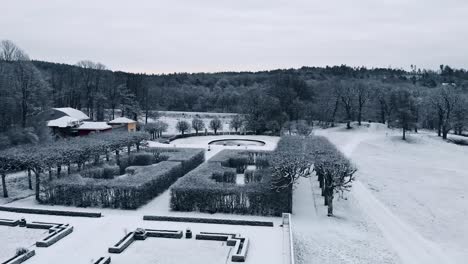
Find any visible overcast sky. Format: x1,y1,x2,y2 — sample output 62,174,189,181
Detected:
2,0,468,73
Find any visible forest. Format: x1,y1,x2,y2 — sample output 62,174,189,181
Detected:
1,39,467,147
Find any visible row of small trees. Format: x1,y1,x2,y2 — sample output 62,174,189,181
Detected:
176,115,244,135
269,135,356,216
0,131,149,200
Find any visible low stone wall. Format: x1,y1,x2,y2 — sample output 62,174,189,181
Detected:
282,213,295,264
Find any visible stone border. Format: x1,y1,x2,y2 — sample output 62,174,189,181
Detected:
0,206,101,218
0,218,20,227
108,229,183,254
93,256,111,264
208,139,266,146
195,232,249,262
143,215,274,227
282,213,295,264
1,249,35,264
26,222,74,247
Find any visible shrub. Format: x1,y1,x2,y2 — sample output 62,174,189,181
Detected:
170,150,290,216
42,148,204,209
16,247,29,256
212,170,236,183
129,152,154,166
82,164,120,179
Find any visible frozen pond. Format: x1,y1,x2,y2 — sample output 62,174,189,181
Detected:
208,139,265,146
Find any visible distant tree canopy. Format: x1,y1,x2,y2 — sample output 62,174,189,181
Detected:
1,40,468,143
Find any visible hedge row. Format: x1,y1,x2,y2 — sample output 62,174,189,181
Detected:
42,148,204,209
0,206,101,217
143,215,274,227
170,149,291,216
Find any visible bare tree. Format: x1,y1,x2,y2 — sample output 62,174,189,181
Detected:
209,117,223,134
192,118,205,135
429,86,462,139
176,120,190,135
336,82,354,129
0,40,29,62
229,115,243,132
355,81,370,125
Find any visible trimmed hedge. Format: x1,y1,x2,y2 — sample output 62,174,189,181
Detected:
82,164,120,179
143,215,274,227
0,206,101,217
42,148,204,209
170,149,291,216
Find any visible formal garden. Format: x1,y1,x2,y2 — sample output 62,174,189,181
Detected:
0,130,357,264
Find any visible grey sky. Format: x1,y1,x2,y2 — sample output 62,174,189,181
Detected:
2,0,468,73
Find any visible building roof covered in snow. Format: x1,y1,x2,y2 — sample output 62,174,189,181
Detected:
53,107,89,121
78,122,112,130
108,117,137,124
47,116,81,128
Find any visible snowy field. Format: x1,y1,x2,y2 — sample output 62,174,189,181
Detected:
0,225,46,261
293,123,467,264
111,239,231,264
143,111,238,135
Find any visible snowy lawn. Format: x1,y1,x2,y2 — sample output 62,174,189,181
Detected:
0,211,282,264
300,123,468,264
148,135,279,160
0,225,47,261
111,239,231,264
144,111,237,136
0,171,35,205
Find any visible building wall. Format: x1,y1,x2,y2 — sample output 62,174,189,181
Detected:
127,123,137,132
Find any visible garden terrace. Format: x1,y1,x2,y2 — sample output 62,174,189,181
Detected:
108,228,183,254
170,149,291,216
0,218,72,264
42,148,204,209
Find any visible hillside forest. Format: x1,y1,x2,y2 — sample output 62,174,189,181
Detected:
1,40,467,147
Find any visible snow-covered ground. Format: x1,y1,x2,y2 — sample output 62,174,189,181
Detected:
3,126,467,264
292,123,467,264
0,135,282,264
0,226,46,261
148,135,279,160
144,111,238,135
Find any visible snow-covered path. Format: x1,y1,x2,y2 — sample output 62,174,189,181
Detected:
317,124,455,264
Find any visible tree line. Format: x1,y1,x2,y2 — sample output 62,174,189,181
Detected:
1,40,468,145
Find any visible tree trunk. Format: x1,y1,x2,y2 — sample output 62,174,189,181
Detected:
127,145,131,155
346,120,351,129
28,169,33,190
48,167,52,181
327,194,334,217
402,127,406,140
380,103,386,124
1,173,8,198
116,150,120,165
57,165,61,178
442,128,448,139
358,105,362,126
136,143,140,152
35,170,41,201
